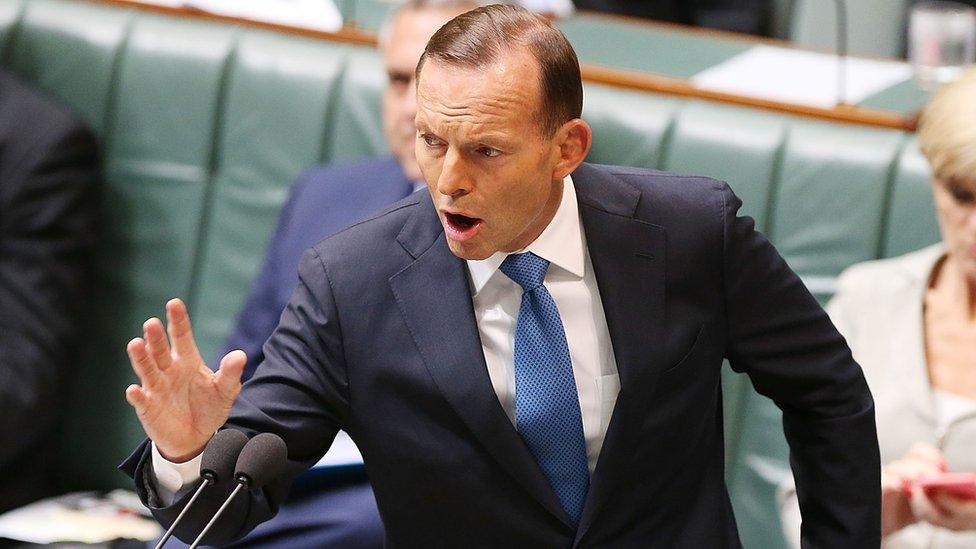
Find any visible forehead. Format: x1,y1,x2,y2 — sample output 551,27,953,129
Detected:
416,51,542,126
383,8,459,70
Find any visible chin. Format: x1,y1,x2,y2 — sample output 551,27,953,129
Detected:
446,239,492,261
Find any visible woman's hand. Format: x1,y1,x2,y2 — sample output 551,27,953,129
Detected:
882,442,947,536
911,487,976,531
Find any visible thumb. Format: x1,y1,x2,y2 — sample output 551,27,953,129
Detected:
214,349,246,399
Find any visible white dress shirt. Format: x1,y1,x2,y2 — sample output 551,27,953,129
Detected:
152,175,619,501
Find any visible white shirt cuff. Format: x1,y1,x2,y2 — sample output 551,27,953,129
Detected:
151,442,204,506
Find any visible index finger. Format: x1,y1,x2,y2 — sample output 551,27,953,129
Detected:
165,298,202,361
907,442,946,471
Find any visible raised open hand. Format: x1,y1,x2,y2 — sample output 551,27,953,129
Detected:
124,298,246,462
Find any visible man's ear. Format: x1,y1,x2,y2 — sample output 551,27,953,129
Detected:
552,119,592,180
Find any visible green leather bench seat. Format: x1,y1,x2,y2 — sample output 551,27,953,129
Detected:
662,101,786,229
0,1,940,546
885,139,942,259
190,33,352,363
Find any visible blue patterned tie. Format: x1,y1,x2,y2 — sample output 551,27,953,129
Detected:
499,252,589,527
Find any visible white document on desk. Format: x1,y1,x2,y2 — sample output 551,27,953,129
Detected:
314,429,364,468
184,0,343,32
691,45,913,108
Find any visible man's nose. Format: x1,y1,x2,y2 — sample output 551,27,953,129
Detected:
437,149,471,198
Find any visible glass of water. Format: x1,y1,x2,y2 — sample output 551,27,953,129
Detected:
909,1,976,90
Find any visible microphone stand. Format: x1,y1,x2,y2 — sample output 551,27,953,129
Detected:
187,481,248,549
154,476,213,549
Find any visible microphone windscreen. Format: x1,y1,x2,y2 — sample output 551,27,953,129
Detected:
235,432,288,489
200,429,249,483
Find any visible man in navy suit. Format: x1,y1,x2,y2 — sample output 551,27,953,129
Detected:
122,4,881,546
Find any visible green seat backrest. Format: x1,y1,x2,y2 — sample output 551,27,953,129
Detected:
770,121,907,299
582,83,680,169
325,46,387,163
189,33,353,363
883,137,940,258
5,0,130,136
663,100,787,230
81,11,238,490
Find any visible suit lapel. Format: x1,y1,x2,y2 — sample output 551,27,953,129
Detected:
388,196,573,528
571,164,668,541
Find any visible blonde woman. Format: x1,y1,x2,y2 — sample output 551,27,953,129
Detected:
779,71,976,548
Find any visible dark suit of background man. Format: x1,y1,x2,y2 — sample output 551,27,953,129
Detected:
0,69,99,513
121,4,881,547
145,2,480,547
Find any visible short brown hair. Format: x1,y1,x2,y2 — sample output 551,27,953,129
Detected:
415,3,583,136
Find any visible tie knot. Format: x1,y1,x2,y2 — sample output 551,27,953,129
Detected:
499,252,550,291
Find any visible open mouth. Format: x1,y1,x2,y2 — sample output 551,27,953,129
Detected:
443,211,484,241
446,212,479,229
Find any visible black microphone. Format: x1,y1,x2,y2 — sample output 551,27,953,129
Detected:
154,429,248,549
188,433,288,549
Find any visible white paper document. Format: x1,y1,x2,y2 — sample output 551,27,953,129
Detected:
132,0,344,32
0,491,160,544
314,429,365,468
691,45,913,108
188,0,342,32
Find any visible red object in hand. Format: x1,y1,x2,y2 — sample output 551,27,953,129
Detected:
916,473,976,500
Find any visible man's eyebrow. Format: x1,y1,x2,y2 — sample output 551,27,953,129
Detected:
387,69,412,81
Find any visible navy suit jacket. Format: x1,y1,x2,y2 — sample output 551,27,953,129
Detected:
124,163,880,547
222,155,414,378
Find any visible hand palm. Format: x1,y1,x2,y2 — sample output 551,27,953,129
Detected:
125,299,245,462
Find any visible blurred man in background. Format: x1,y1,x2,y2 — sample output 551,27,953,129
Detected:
0,68,99,513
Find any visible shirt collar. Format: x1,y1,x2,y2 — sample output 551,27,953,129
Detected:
466,175,585,297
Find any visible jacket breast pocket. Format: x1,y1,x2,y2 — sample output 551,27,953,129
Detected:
660,323,711,376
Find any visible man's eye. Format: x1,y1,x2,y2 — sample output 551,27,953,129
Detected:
423,135,442,147
478,147,501,158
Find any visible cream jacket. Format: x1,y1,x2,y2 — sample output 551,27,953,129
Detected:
778,244,976,549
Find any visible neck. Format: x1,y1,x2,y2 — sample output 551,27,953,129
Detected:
935,257,976,321
503,179,564,253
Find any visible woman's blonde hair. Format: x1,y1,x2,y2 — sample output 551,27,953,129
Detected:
918,69,976,182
